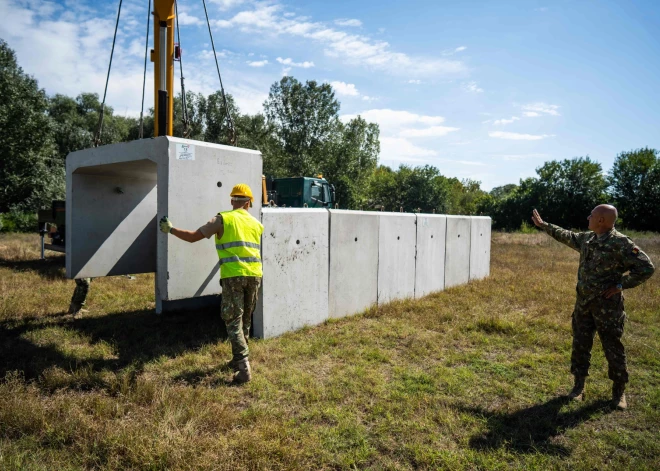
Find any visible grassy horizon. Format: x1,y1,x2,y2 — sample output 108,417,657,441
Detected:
0,231,658,470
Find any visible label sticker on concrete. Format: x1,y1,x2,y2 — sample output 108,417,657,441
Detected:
176,143,195,161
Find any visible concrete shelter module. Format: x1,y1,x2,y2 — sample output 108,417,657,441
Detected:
66,137,263,313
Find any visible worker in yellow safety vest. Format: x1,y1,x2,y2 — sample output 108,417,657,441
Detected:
159,183,264,384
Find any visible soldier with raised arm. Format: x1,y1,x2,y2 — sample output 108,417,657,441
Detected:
532,205,654,409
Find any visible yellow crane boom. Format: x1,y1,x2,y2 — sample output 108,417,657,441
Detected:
151,0,175,136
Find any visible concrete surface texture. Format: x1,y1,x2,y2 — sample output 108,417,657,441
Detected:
328,210,379,319
415,214,448,298
254,208,330,339
444,216,472,288
378,213,417,304
158,138,262,312
470,217,492,280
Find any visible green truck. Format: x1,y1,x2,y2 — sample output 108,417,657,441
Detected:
266,176,336,208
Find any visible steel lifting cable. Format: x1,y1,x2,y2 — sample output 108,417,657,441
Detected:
174,0,191,137
201,0,237,145
138,0,151,139
94,0,124,147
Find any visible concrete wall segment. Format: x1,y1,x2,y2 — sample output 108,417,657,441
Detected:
470,217,492,280
378,212,417,304
444,216,471,288
254,208,329,339
415,214,447,298
328,210,379,319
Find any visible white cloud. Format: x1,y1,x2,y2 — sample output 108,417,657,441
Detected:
521,102,560,116
246,60,268,67
330,81,359,97
342,109,459,163
276,57,315,68
497,153,549,161
522,111,541,117
380,137,437,162
440,158,487,166
442,46,468,56
408,79,422,84
335,18,362,27
177,11,202,26
463,81,484,93
400,126,459,137
489,131,553,140
492,116,520,126
215,4,467,77
455,46,467,52
210,0,246,10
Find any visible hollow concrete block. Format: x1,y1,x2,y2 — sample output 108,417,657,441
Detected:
378,213,417,304
415,214,447,298
328,210,379,318
66,137,263,313
253,208,329,339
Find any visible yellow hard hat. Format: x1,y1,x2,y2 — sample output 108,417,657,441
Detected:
230,183,254,203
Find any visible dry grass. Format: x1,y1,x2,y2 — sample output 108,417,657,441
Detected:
0,231,658,470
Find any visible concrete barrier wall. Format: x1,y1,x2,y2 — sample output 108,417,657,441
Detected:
415,214,447,298
378,213,417,304
470,216,492,280
254,208,329,339
328,210,379,319
444,216,471,288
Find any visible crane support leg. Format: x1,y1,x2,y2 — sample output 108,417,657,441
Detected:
152,0,175,136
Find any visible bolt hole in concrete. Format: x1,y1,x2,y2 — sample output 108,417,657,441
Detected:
217,182,222,187
397,236,400,240
431,235,434,238
355,237,358,242
458,234,461,238
296,240,300,244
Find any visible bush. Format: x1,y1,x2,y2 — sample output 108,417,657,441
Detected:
0,211,38,233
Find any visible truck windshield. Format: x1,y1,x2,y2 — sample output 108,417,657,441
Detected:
311,184,321,201
323,184,331,204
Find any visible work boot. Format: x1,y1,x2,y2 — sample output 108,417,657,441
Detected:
233,358,252,384
612,382,627,410
226,358,239,372
567,375,586,401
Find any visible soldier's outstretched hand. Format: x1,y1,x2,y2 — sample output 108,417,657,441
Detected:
531,209,545,228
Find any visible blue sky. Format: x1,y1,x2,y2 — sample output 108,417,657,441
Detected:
1,0,658,190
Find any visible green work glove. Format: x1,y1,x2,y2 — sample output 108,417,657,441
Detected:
159,216,173,234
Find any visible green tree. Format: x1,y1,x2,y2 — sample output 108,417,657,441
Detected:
0,40,62,212
264,76,341,177
609,147,660,231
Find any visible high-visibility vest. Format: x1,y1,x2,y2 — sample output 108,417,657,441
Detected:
215,209,264,279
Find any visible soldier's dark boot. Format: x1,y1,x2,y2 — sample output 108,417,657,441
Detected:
568,375,586,401
226,358,239,372
233,358,252,384
612,382,627,410
68,302,83,316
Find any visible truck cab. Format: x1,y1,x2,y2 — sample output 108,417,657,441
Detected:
266,176,335,208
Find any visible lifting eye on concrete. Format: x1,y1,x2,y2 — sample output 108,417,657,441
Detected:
217,182,222,187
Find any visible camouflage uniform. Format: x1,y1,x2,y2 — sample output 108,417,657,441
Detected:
69,278,92,312
221,276,261,361
543,224,655,382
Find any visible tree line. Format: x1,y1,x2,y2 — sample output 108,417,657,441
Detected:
1,39,658,232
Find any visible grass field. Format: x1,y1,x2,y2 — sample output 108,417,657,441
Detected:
0,231,658,470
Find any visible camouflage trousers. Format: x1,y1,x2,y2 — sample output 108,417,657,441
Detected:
70,278,92,309
571,293,628,383
221,276,261,361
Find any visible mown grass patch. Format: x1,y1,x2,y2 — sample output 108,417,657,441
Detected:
0,231,659,470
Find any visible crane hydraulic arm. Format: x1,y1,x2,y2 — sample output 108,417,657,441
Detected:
151,0,175,136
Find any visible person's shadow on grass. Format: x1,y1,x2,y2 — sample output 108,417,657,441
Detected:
461,396,613,456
